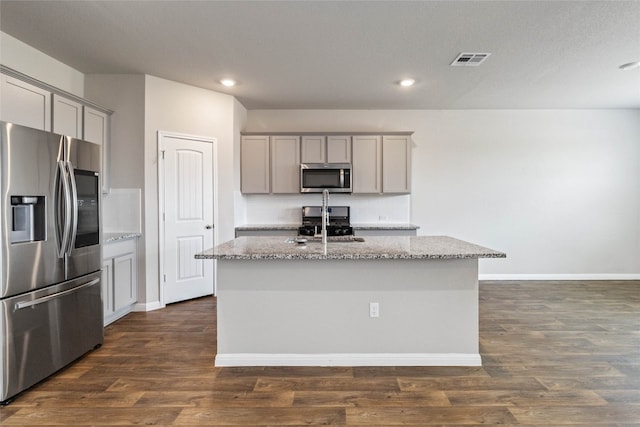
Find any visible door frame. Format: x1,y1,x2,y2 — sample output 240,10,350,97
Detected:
157,131,218,307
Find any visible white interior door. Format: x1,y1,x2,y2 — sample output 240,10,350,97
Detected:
160,133,215,304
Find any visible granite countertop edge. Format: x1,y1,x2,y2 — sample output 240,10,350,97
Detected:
195,253,505,260
103,232,142,243
196,236,506,261
235,223,420,231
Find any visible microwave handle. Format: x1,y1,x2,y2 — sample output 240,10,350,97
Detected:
340,169,344,188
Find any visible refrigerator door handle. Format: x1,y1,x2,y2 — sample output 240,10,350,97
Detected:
56,161,72,258
14,278,101,310
66,161,78,254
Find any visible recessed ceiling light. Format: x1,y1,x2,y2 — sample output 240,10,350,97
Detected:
619,61,640,71
399,78,415,87
220,79,236,87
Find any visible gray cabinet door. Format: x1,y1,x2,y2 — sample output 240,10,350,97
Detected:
0,74,51,131
352,135,382,193
327,136,352,163
382,135,411,193
271,135,300,193
301,136,325,163
53,94,83,138
241,135,270,193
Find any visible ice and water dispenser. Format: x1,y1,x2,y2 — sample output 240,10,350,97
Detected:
10,196,45,243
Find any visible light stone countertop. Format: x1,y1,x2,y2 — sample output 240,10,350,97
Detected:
235,224,300,231
235,223,419,231
350,223,419,230
103,232,142,243
196,235,505,261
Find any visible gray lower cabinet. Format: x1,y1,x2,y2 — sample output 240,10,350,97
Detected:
102,238,138,326
235,228,298,237
353,228,417,237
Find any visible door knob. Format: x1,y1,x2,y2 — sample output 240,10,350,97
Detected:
205,225,213,230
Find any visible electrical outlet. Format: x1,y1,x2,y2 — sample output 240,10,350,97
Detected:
369,302,379,318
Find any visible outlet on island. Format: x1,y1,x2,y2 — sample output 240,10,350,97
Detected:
369,302,380,318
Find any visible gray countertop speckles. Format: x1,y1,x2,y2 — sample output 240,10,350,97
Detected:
235,223,419,231
235,224,300,231
103,232,142,243
196,236,505,261
350,223,419,230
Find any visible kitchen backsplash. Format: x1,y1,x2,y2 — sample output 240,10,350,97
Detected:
102,188,142,233
242,194,411,224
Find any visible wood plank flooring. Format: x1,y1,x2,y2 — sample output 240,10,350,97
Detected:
1,280,639,425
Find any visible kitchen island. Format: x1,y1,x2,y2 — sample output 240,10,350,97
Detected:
196,236,505,367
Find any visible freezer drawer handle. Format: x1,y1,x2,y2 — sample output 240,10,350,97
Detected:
15,278,100,310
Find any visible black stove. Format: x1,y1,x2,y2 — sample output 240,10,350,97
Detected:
298,206,353,237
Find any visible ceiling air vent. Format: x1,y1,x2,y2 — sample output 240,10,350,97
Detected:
450,52,491,67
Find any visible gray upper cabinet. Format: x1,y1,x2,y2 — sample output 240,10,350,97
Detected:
352,135,382,193
301,136,326,163
352,134,411,194
241,135,301,194
83,107,108,144
241,135,270,194
53,94,83,138
241,132,410,195
301,135,352,164
1,70,112,193
0,74,51,131
270,135,300,194
382,135,411,193
83,107,110,193
327,135,352,163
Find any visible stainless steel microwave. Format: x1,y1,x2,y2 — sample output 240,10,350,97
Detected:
300,163,352,193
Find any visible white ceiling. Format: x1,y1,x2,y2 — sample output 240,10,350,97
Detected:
1,1,639,109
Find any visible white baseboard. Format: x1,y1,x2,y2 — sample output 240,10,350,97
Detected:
215,353,482,367
479,274,640,281
133,301,164,312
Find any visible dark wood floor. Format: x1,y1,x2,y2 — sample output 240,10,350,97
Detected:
1,280,639,425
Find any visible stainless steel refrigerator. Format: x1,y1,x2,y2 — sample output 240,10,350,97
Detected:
0,122,103,404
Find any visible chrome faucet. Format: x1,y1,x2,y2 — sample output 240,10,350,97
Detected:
321,189,329,245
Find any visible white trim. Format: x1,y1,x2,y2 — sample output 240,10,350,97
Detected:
157,131,218,306
133,301,164,312
480,274,640,281
215,353,482,367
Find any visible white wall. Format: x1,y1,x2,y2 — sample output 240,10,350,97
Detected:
0,31,84,97
84,74,147,301
247,109,640,278
242,194,410,225
144,75,243,306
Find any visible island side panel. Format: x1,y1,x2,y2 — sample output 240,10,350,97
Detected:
216,258,479,366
